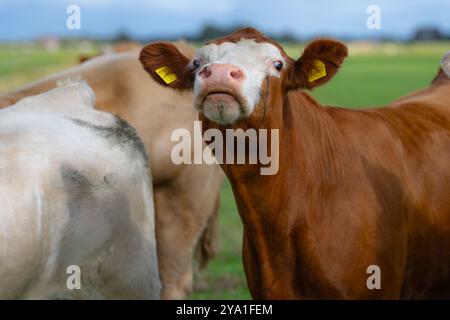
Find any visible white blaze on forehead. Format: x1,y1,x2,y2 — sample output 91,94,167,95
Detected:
196,39,285,73
194,39,286,115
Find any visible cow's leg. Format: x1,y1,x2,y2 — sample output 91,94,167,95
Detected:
241,232,264,299
154,165,223,299
194,193,220,270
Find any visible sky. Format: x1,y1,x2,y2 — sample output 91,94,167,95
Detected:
0,0,449,41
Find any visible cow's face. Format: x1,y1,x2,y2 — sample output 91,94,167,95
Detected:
190,39,287,124
140,28,348,125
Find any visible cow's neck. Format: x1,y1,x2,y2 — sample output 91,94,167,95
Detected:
212,91,347,227
201,90,349,297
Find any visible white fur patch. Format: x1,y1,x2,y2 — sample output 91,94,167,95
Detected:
441,51,450,78
10,80,101,120
56,76,83,88
57,77,96,107
193,39,286,115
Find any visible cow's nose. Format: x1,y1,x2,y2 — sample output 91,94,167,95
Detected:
199,64,245,83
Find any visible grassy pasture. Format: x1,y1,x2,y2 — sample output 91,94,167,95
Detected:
0,41,448,300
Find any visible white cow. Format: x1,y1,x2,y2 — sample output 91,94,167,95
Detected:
0,80,160,299
442,52,450,77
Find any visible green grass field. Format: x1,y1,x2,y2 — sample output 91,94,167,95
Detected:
0,41,448,300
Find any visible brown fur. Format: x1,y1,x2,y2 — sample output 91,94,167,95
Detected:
432,68,448,85
140,28,450,299
113,41,142,53
0,45,224,299
78,54,94,64
78,41,143,64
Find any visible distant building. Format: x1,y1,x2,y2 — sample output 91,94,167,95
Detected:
37,36,60,52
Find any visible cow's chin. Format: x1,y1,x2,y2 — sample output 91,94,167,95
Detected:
201,93,243,125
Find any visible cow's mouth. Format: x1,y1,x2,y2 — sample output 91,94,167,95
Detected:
200,90,243,125
203,91,238,104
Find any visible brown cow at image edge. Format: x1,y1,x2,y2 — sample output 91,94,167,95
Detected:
140,27,450,299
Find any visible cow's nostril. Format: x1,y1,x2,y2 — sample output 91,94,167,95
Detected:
230,69,243,80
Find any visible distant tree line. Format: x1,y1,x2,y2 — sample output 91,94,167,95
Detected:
412,27,450,41
183,24,299,42
56,24,450,45
136,24,450,43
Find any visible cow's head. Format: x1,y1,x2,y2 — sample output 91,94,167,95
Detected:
140,28,347,125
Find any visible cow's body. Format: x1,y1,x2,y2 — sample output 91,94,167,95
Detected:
216,73,450,299
0,82,160,299
0,45,224,299
140,28,450,299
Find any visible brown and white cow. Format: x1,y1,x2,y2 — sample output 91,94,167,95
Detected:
0,42,224,299
140,28,450,299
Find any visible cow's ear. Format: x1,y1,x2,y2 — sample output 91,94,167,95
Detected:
285,39,348,90
139,42,193,90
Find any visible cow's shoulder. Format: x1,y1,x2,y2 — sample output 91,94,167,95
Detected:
4,79,96,116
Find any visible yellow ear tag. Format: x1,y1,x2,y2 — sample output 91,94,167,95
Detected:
308,60,327,82
155,66,178,84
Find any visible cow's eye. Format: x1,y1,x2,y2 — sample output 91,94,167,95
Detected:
273,60,283,71
193,60,201,70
